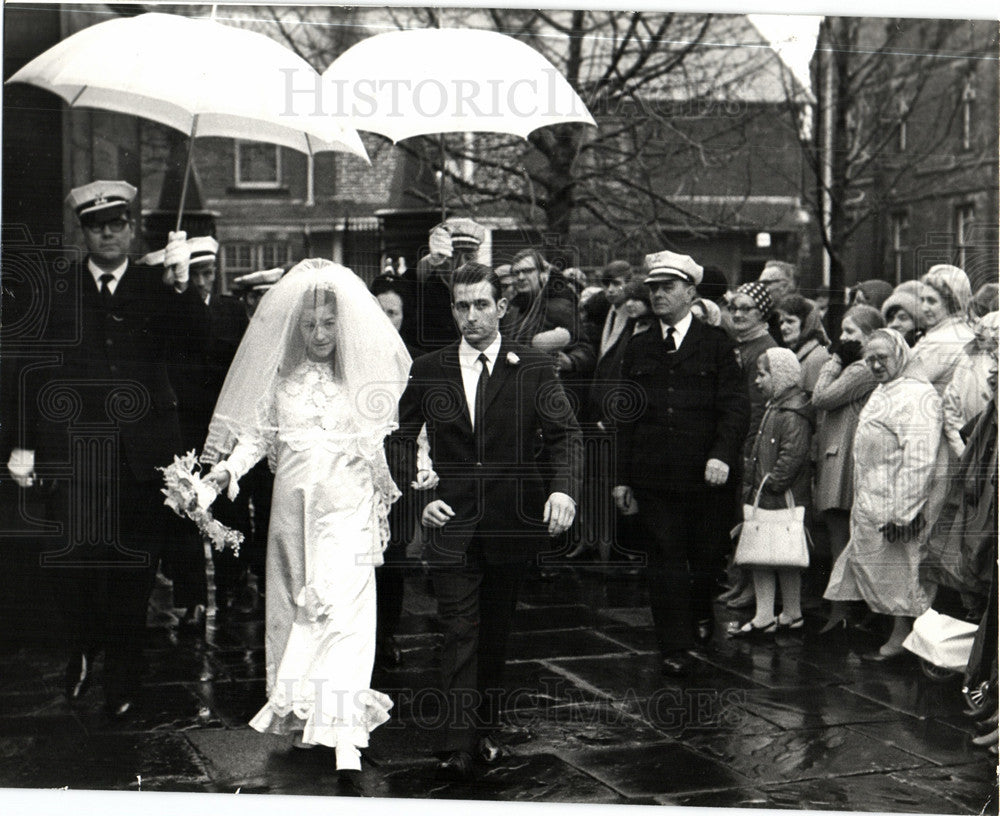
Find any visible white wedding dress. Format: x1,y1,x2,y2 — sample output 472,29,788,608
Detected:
221,360,395,750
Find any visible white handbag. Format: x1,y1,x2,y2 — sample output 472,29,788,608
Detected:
733,474,810,568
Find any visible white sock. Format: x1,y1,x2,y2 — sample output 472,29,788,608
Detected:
335,743,361,771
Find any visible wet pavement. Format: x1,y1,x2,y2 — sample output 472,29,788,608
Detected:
0,563,996,812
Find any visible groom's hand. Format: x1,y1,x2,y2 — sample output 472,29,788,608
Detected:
544,492,576,536
421,499,455,528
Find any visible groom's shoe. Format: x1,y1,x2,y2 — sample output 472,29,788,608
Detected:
435,750,474,782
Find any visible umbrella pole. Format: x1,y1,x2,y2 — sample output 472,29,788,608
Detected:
175,115,200,233
438,133,446,222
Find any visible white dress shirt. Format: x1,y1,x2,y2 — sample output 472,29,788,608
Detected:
88,257,128,295
599,305,627,358
660,310,693,349
458,333,502,429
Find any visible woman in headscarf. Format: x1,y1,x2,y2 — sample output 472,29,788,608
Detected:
202,260,411,786
717,281,777,610
912,264,976,394
881,281,924,347
943,311,1000,458
775,293,831,395
824,329,943,661
850,279,894,311
812,304,884,632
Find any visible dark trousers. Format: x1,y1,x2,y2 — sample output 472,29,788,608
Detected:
44,471,168,697
431,541,527,753
635,487,726,655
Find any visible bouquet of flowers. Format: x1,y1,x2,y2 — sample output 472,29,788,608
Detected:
158,450,244,555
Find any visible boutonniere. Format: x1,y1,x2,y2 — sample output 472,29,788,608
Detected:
506,351,520,366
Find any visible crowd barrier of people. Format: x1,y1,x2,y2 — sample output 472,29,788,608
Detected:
4,191,997,788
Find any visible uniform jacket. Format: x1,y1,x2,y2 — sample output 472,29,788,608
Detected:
23,260,204,481
615,316,748,493
171,294,249,450
744,386,814,510
391,339,583,564
399,257,459,354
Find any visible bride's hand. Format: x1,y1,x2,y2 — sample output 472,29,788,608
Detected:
411,468,440,491
203,466,231,494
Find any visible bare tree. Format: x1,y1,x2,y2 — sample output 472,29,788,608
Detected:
255,6,808,251
806,17,997,303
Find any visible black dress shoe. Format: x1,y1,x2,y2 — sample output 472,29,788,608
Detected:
660,652,693,678
337,769,365,796
104,694,135,719
695,618,714,646
375,635,402,669
178,605,206,638
435,750,474,782
860,648,908,663
477,734,502,764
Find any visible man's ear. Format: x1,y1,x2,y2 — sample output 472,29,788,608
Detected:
496,296,508,319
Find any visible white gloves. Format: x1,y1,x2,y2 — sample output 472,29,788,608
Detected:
7,448,36,488
428,226,453,265
163,230,190,288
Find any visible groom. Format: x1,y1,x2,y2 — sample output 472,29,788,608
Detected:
391,263,582,780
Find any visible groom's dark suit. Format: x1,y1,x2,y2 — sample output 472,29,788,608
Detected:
392,337,582,752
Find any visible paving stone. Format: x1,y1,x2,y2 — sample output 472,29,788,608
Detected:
676,724,928,784
500,701,673,755
207,648,266,682
890,761,999,814
0,731,207,789
672,773,970,813
734,685,901,729
190,679,265,728
557,741,751,796
77,683,222,734
847,715,986,766
512,603,596,632
145,647,219,685
378,751,631,803
507,628,632,661
841,671,970,722
701,637,848,689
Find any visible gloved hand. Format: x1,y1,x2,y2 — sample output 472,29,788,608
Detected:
163,230,190,288
880,513,925,544
831,339,864,366
7,448,36,488
428,226,453,266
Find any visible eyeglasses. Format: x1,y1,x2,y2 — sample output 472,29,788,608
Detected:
512,266,537,277
83,218,130,234
727,304,759,314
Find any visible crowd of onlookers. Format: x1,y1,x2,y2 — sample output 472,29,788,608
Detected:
366,231,996,751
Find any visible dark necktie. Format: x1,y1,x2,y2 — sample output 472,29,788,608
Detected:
475,353,490,433
663,325,676,352
99,273,114,309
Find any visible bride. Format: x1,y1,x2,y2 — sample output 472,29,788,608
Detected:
202,259,411,783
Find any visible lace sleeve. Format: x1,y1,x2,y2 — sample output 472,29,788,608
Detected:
215,396,276,500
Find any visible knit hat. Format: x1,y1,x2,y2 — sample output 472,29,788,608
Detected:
760,347,802,395
881,281,923,328
852,279,894,310
735,281,774,317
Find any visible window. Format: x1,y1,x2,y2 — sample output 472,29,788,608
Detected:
222,243,253,274
955,204,974,269
235,140,281,188
961,77,975,151
896,100,908,152
890,212,908,284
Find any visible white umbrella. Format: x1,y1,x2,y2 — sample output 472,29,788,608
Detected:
7,12,369,228
323,28,595,142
